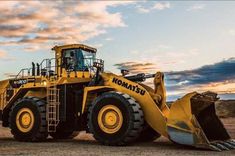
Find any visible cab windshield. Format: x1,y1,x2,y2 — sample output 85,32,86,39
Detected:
63,48,96,71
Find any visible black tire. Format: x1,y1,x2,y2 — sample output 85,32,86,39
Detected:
88,91,144,145
9,97,48,142
137,123,161,142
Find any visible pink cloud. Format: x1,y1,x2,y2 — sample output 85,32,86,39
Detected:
0,50,15,61
0,1,133,51
0,50,6,58
114,62,159,74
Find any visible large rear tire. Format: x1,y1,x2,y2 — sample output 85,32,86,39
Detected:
9,97,48,142
88,92,144,145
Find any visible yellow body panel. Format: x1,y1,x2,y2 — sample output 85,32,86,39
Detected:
25,89,47,99
0,79,10,110
167,92,196,129
0,80,9,94
60,69,93,79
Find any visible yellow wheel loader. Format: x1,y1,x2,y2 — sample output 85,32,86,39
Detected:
0,44,234,151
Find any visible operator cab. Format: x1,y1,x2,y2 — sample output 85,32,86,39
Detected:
52,44,100,77
55,44,97,72
62,48,95,71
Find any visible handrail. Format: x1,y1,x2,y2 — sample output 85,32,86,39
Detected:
13,56,102,80
15,68,32,79
14,58,56,80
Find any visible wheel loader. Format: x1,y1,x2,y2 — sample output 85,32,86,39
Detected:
0,44,234,151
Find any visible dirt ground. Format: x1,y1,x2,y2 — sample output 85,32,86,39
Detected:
0,118,234,156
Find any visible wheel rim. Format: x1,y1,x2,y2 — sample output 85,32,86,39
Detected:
98,105,123,134
16,108,34,133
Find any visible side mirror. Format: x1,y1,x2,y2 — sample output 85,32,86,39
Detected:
121,69,129,76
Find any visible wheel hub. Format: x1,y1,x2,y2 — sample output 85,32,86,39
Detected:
21,113,31,126
16,108,34,133
98,105,123,134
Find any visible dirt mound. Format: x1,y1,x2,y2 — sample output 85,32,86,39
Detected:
167,100,235,118
216,100,235,118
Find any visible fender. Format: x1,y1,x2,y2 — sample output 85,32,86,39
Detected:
2,87,46,127
101,72,169,137
81,86,114,114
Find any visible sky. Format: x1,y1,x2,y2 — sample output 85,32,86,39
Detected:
0,1,234,101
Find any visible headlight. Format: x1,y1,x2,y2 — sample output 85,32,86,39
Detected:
41,80,47,86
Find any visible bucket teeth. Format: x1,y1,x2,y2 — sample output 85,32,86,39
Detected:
218,141,235,150
211,142,230,151
225,142,235,149
210,140,235,151
216,143,230,151
228,140,235,146
209,144,222,152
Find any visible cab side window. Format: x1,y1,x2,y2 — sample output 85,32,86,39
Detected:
62,50,76,71
62,49,86,71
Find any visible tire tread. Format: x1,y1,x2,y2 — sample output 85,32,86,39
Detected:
9,97,48,142
88,91,144,146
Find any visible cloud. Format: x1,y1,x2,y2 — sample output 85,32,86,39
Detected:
136,6,151,14
0,50,15,61
187,4,205,11
114,62,159,74
125,46,200,72
0,50,6,58
166,58,235,85
165,58,235,97
90,43,103,48
114,58,235,100
24,44,52,52
198,81,235,94
153,2,171,10
0,1,133,51
136,2,170,14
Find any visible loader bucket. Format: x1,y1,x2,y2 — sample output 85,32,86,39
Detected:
167,92,235,151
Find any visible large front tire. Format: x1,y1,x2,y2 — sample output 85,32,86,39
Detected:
9,97,48,142
88,92,144,145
